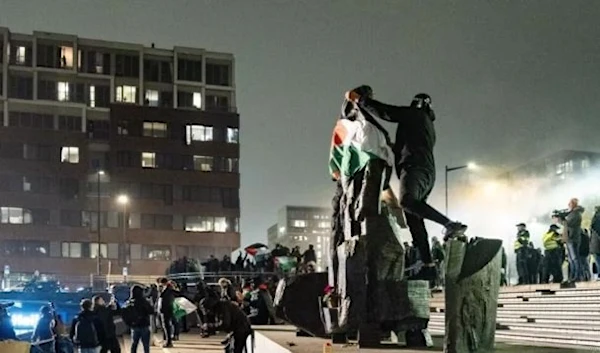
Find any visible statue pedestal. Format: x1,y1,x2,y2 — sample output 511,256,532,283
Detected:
444,238,502,353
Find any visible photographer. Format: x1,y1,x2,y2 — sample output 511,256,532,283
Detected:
554,198,585,282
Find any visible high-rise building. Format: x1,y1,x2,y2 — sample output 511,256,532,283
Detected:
267,206,330,271
503,150,600,182
0,28,240,284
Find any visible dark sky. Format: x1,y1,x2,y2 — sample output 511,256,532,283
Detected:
2,0,600,245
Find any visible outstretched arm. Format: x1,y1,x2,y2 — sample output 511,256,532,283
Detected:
360,98,409,123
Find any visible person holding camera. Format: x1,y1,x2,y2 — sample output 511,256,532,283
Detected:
555,198,585,282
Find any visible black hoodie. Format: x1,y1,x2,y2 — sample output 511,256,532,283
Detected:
69,310,104,348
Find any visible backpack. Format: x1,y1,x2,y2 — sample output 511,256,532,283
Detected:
74,315,98,347
121,301,141,327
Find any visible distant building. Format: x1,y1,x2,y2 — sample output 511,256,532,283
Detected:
504,150,600,183
268,206,331,271
0,28,240,285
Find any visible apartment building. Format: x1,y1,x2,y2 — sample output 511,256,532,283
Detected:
0,28,240,283
267,206,331,271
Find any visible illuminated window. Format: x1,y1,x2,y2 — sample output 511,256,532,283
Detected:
141,152,156,168
293,220,307,228
142,122,167,138
214,217,227,232
193,92,202,108
318,221,330,229
116,85,137,103
61,242,82,258
185,125,213,144
0,207,32,224
57,82,70,101
145,90,159,107
60,147,79,164
60,46,73,68
582,159,590,169
185,216,214,232
227,127,239,144
16,46,26,65
193,155,213,171
89,86,96,107
90,243,107,259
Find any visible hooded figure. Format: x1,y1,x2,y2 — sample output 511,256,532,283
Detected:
344,87,468,281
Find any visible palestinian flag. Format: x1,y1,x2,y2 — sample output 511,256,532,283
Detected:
274,256,297,272
244,243,268,256
329,102,393,179
173,297,197,320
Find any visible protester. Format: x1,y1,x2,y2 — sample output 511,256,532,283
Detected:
345,87,468,281
563,198,585,282
591,206,600,280
514,223,530,284
70,299,103,353
32,306,56,353
158,278,175,348
542,224,563,283
526,243,542,284
431,237,445,288
218,278,237,302
200,297,253,353
580,229,591,281
302,245,317,264
93,295,121,353
123,285,154,353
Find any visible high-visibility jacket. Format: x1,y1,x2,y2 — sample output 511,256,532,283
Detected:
543,230,561,250
514,230,530,251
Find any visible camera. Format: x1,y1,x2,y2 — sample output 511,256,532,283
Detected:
552,208,570,219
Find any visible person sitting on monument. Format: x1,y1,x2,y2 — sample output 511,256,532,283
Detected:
345,87,468,281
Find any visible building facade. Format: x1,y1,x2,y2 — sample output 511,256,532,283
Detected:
504,150,600,183
0,28,240,283
267,206,330,271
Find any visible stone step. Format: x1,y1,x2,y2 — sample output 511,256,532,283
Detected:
430,312,600,325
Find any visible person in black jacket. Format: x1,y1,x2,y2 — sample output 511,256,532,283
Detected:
32,305,55,353
0,303,16,341
70,299,104,353
93,295,121,353
200,297,252,353
125,285,155,353
158,278,175,348
345,88,467,281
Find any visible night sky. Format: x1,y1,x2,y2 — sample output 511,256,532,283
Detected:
1,0,599,245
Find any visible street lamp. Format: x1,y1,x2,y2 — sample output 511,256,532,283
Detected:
445,162,477,216
96,170,105,275
116,195,130,269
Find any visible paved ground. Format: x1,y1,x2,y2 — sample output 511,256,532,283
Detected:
258,328,598,353
117,328,598,353
122,332,227,353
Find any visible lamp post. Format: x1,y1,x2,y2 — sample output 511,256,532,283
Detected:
445,162,477,216
96,170,105,275
117,194,130,270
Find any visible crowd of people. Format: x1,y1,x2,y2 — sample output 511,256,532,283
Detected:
514,198,600,285
199,243,319,275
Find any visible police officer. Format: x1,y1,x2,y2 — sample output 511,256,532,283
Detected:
514,223,530,284
542,224,563,283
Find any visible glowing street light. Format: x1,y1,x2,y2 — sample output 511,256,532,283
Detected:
116,194,130,269
117,194,129,205
445,162,478,216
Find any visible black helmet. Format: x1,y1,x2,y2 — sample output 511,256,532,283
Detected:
411,93,432,109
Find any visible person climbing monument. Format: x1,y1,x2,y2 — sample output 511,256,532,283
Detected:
345,86,468,280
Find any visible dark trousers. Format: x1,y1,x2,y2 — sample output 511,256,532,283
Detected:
131,327,150,353
398,168,450,264
171,316,180,338
516,250,529,284
543,248,563,283
229,331,251,353
100,336,121,353
161,314,174,344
